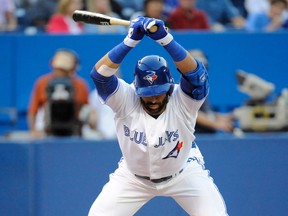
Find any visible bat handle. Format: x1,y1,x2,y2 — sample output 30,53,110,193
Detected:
148,25,158,33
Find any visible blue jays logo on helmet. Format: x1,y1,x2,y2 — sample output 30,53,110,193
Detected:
143,71,158,84
134,55,174,97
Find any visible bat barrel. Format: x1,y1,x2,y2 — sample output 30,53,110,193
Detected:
72,10,111,25
72,10,157,32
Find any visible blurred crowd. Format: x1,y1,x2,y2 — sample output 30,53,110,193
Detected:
1,0,288,34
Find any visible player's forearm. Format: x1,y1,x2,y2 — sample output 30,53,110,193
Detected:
96,18,145,72
163,38,198,73
94,43,130,77
95,54,120,71
142,18,197,73
95,31,141,75
174,53,198,74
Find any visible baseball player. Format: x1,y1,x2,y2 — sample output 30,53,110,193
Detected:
88,16,228,216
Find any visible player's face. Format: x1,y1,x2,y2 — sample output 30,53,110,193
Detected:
140,93,168,117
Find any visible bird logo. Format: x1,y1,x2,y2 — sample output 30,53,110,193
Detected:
163,141,183,159
143,71,158,84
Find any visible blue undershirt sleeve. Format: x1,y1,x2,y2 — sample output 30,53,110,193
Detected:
90,67,119,102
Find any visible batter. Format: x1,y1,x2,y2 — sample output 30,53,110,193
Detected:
88,16,228,216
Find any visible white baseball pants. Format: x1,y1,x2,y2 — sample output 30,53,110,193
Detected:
88,160,228,216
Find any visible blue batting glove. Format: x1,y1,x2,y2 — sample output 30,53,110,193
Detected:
123,16,145,47
143,18,173,46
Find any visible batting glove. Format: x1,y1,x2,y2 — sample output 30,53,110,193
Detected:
123,16,145,47
143,18,173,46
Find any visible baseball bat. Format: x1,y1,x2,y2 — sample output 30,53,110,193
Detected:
72,10,158,33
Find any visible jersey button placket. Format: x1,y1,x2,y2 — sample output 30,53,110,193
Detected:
149,136,160,179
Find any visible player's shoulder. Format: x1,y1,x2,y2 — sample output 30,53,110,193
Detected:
108,79,137,103
115,78,133,88
171,84,180,94
169,84,183,100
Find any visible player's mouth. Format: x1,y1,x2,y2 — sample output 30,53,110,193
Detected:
143,101,166,116
148,104,159,109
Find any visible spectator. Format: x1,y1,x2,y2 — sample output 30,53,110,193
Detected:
46,0,84,34
28,49,89,138
110,0,125,19
0,0,18,32
189,49,234,133
283,17,288,28
245,0,288,32
245,0,288,21
245,0,270,15
130,0,167,22
231,0,248,18
167,0,210,30
163,0,179,16
113,0,144,19
23,0,58,33
83,0,127,34
196,0,246,31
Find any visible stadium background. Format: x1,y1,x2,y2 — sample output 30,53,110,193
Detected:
1,31,288,215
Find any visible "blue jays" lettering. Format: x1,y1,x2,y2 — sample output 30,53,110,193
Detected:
123,125,179,147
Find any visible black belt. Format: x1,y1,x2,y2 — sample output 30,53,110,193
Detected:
135,169,183,183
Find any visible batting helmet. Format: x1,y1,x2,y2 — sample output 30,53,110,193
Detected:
134,55,174,97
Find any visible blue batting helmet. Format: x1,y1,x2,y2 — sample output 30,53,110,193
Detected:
134,55,174,97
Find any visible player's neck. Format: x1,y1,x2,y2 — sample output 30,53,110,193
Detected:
150,113,161,119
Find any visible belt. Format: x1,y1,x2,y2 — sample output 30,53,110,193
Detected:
135,169,183,183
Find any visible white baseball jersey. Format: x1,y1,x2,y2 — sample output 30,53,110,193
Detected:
105,79,205,179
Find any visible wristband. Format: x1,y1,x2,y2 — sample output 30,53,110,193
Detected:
164,40,187,62
108,42,132,64
123,36,141,47
156,33,173,46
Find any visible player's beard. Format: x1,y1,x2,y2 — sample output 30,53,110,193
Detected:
140,94,169,118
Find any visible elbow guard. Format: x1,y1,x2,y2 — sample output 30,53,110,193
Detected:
180,60,209,100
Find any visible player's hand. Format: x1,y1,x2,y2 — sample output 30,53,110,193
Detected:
124,16,145,48
130,16,146,40
143,18,172,46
